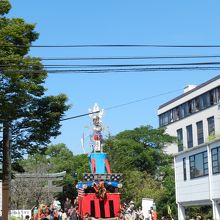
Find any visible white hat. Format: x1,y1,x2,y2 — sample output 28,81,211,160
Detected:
129,201,134,204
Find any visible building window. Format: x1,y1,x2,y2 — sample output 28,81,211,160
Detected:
190,151,208,179
172,108,177,121
177,128,183,152
186,125,193,148
179,104,184,119
159,116,162,127
191,99,196,113
196,121,204,145
183,157,187,180
217,86,220,103
207,90,213,106
158,86,220,128
207,116,215,136
195,97,200,111
163,112,169,125
202,93,208,109
169,110,173,123
199,95,204,110
176,106,180,120
212,147,220,174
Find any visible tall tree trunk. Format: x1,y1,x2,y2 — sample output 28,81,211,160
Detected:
2,121,11,220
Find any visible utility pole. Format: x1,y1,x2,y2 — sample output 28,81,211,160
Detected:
2,121,11,220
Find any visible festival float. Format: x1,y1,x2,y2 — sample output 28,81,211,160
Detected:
76,104,122,219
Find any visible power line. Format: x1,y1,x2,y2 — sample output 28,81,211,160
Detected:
2,44,220,48
60,111,100,121
2,61,220,69
60,88,183,121
1,55,220,63
104,88,183,110
31,54,220,61
21,61,220,68
2,66,220,74
2,59,220,70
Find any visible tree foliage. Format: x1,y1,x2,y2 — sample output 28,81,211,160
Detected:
155,165,177,219
104,125,175,175
17,125,177,218
104,125,177,218
0,5,70,218
0,2,70,162
120,170,161,206
0,0,11,15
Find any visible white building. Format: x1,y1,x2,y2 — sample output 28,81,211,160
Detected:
158,75,220,220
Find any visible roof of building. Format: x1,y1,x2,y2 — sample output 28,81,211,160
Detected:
14,171,66,178
158,74,220,110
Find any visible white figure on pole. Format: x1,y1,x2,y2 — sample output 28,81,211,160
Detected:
88,103,104,152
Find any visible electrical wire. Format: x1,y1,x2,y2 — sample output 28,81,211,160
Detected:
2,54,220,61
61,111,100,121
31,54,220,61
60,88,183,121
2,60,220,74
104,88,183,110
2,66,220,74
2,44,220,48
2,61,220,68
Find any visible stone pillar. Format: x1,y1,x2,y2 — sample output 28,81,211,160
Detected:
177,203,185,220
212,200,220,220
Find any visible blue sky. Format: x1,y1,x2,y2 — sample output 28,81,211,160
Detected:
8,0,220,154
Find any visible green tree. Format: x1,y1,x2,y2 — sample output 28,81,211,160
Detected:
44,144,90,201
104,125,175,175
104,126,177,218
0,1,69,219
120,170,161,206
155,165,177,219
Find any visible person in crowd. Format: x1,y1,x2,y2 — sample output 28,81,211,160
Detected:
83,212,90,220
136,207,144,220
64,197,72,217
53,207,59,220
62,209,68,220
25,215,30,220
33,207,38,220
58,208,63,220
146,209,152,220
38,204,50,219
49,203,55,220
153,210,157,220
68,206,78,220
149,207,158,220
74,197,78,207
119,203,127,219
124,201,137,220
51,197,61,219
53,197,61,211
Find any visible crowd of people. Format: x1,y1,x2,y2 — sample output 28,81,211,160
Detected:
33,197,77,220
31,198,171,220
119,201,157,220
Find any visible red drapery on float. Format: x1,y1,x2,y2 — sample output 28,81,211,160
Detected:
78,193,120,219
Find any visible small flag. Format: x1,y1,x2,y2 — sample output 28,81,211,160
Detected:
80,132,86,154
78,188,85,197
